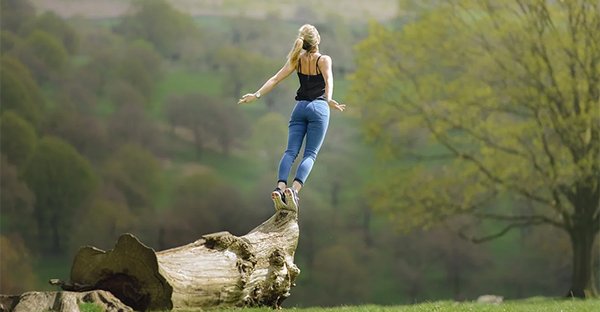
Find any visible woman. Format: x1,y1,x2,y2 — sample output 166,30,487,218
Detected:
238,24,345,211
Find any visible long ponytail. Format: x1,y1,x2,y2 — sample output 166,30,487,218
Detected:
287,24,320,68
287,37,304,68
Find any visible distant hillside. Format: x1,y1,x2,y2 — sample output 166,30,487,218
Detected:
30,0,397,22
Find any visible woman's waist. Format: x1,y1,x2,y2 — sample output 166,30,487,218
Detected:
295,93,327,102
295,85,326,100
295,98,328,106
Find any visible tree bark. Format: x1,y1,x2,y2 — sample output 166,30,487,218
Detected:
55,205,300,311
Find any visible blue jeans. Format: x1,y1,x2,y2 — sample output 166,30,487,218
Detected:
278,100,330,185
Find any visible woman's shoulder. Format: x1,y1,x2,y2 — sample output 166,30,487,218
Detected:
317,54,332,65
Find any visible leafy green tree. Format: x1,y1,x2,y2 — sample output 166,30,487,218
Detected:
22,137,97,253
0,235,37,293
67,39,160,106
102,144,162,212
72,28,123,98
0,111,37,168
55,76,99,115
116,40,163,100
228,16,288,58
107,98,162,152
115,0,199,59
0,0,35,34
216,46,271,99
22,11,79,54
106,80,145,109
1,30,21,55
165,93,247,156
0,56,44,126
350,0,599,297
18,30,69,82
43,107,108,163
75,18,123,57
210,101,248,156
0,156,35,241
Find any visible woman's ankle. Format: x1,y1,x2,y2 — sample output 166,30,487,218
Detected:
277,181,287,190
292,180,303,192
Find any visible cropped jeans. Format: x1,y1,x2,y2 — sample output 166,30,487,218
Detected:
277,100,330,185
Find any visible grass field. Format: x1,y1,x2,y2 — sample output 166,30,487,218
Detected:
202,298,600,312
80,298,600,312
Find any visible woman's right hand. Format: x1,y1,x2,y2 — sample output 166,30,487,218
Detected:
328,99,346,112
238,93,258,104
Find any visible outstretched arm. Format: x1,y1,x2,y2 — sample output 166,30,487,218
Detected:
319,55,346,112
238,61,295,104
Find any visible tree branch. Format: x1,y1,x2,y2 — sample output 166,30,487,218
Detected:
516,136,551,177
403,152,457,161
475,4,579,160
418,106,555,207
479,1,581,174
458,219,546,244
421,100,558,186
472,212,564,229
533,109,559,181
392,39,562,219
432,109,530,158
480,2,581,131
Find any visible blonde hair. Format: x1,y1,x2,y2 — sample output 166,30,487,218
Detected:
287,24,321,68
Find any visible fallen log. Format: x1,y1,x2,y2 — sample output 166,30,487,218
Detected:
0,290,132,312
56,201,300,311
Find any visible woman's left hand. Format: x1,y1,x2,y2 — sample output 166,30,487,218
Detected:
328,99,346,112
238,93,258,104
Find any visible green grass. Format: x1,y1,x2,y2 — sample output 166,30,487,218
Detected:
201,299,600,312
79,303,103,312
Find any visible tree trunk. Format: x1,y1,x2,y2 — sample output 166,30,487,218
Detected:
54,205,300,311
192,127,203,156
567,223,598,298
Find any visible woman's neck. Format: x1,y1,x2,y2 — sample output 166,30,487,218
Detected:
306,46,319,54
305,51,319,57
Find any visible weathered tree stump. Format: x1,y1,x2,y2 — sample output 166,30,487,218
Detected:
0,290,132,312
56,204,299,311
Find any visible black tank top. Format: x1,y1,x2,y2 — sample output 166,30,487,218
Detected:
295,54,326,101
